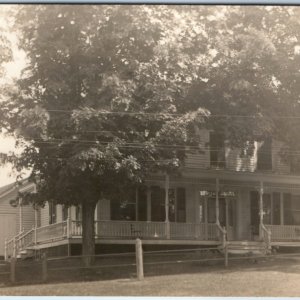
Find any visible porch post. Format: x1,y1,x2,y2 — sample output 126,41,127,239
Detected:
259,181,264,239
215,178,220,225
19,197,23,233
146,186,151,222
165,173,170,239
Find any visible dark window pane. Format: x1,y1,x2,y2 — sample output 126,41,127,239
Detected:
210,132,225,168
250,191,259,234
176,188,186,222
62,205,68,221
138,186,147,221
272,192,281,225
207,197,216,223
284,193,292,225
151,186,165,221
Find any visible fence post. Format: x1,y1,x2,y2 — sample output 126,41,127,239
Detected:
13,237,17,258
224,243,228,267
42,253,48,282
135,238,144,280
4,239,7,261
10,257,16,284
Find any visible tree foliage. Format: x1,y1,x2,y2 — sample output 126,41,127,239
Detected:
2,5,300,256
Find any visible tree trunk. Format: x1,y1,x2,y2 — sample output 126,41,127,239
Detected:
82,201,97,266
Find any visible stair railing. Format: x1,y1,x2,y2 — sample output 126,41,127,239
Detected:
261,223,271,252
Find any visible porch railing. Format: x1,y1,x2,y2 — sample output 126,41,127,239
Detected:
36,221,68,243
5,228,35,260
72,220,219,240
266,224,300,241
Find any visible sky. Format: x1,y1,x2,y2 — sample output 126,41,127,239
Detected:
0,6,28,187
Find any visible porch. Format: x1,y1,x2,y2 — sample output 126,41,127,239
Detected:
6,218,300,260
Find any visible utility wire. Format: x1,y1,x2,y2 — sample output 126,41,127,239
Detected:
43,109,300,119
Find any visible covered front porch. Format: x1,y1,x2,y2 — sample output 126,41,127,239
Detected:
6,170,300,259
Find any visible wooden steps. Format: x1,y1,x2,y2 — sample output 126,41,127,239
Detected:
226,241,267,255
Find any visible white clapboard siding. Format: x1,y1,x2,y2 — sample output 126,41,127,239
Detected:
0,214,17,256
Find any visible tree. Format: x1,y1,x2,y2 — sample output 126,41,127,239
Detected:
2,5,300,262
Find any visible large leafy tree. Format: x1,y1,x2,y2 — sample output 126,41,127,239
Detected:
2,5,300,260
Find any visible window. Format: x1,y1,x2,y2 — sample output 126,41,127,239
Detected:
75,206,82,221
257,138,272,171
207,197,216,223
49,202,57,224
210,132,225,169
284,193,300,225
176,188,186,223
272,192,281,225
137,186,147,221
151,186,165,222
62,205,68,221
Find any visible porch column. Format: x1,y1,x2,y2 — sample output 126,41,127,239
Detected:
19,197,23,233
146,186,151,221
165,173,170,239
215,178,220,225
259,181,264,239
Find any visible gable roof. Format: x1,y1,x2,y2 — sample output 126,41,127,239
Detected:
0,178,32,199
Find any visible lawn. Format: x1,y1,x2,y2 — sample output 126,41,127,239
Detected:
1,256,300,296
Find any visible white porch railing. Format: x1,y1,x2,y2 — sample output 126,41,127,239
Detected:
5,228,35,260
71,220,219,240
36,221,68,243
266,224,300,241
5,220,220,260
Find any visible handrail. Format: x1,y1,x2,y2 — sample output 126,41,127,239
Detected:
261,223,271,251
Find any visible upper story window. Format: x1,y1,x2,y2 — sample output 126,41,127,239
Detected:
210,132,225,169
257,138,272,171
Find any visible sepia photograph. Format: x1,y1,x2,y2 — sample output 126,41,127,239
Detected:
0,3,300,296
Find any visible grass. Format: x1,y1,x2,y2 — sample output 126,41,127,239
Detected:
1,255,300,296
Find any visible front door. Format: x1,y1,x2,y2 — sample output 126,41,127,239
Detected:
219,198,235,240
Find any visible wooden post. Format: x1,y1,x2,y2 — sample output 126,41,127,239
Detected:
19,198,23,233
42,253,48,282
135,238,144,280
165,173,170,239
4,239,7,261
224,243,228,267
216,178,220,225
259,181,264,239
13,237,16,258
10,257,16,284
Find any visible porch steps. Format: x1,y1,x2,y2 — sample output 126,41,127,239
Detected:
226,241,267,255
16,248,35,260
